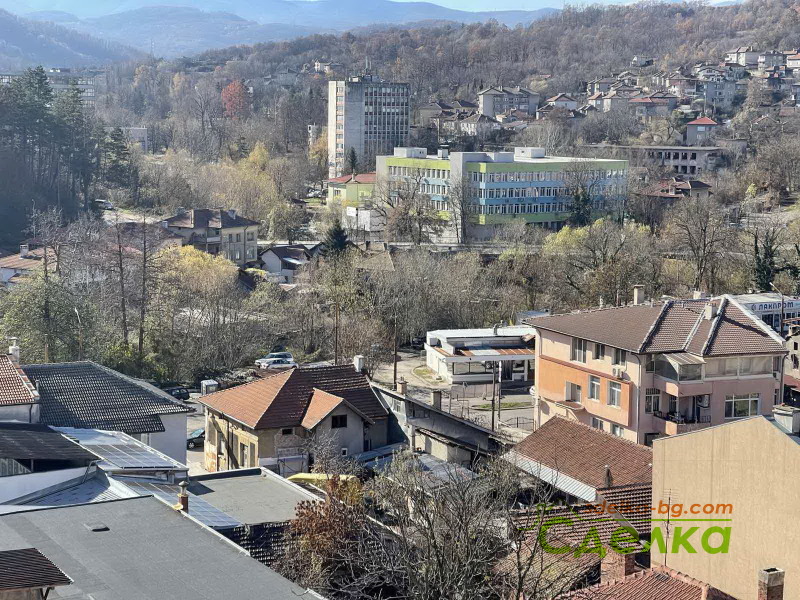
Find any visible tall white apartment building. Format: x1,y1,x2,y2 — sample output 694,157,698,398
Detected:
328,75,410,178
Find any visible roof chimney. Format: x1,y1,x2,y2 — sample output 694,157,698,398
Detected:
758,568,785,600
604,465,613,488
176,480,189,513
19,244,29,258
704,303,718,321
396,378,407,396
430,390,442,410
633,285,645,305
353,355,365,373
227,208,236,220
693,290,708,300
8,338,19,364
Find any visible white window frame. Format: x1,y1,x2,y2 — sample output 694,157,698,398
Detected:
571,338,587,363
591,417,604,431
724,393,760,419
608,381,622,407
588,376,601,401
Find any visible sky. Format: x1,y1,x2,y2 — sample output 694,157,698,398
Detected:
393,0,559,10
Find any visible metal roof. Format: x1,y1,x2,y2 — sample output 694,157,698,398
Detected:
0,548,71,591
56,428,187,472
0,423,98,462
427,326,535,341
0,497,308,599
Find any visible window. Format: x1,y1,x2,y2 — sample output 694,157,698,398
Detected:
725,393,760,418
608,382,621,407
250,442,257,467
591,417,604,431
612,348,627,366
571,338,587,362
610,424,624,437
340,448,348,456
565,382,582,403
645,357,655,372
331,415,348,429
594,343,605,359
589,376,601,400
668,394,678,413
228,234,233,242
281,428,294,435
645,388,660,413
246,232,255,241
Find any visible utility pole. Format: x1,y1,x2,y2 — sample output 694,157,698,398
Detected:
393,309,398,388
74,307,83,361
334,301,340,365
490,361,496,432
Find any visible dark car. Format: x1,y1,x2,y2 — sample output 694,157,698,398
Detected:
164,386,190,402
187,428,205,449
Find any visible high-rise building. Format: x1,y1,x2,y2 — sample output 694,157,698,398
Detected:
328,75,410,179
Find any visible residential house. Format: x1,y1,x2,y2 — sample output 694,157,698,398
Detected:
759,50,787,70
630,55,654,68
628,95,676,120
652,413,800,600
787,52,800,70
726,46,759,67
637,177,713,205
0,496,311,599
162,208,260,266
504,416,653,502
524,293,786,445
696,78,737,112
424,326,536,390
477,86,539,118
0,245,55,286
259,244,311,283
563,565,737,600
586,77,617,95
199,362,390,475
326,172,383,239
19,360,192,462
440,112,501,139
376,146,628,242
543,93,578,111
417,99,476,126
685,116,720,145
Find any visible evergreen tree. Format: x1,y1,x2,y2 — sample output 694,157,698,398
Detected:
345,147,358,175
323,217,349,256
568,187,592,227
105,127,132,188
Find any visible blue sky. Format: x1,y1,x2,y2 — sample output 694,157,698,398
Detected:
394,0,560,10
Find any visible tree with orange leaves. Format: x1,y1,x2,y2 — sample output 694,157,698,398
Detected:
221,80,249,120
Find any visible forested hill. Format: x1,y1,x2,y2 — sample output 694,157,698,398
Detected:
196,0,800,97
0,8,141,69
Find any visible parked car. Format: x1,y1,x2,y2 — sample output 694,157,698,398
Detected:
255,352,294,368
187,428,205,449
93,199,114,210
261,358,298,370
164,386,190,402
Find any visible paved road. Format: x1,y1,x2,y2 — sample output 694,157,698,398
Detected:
185,399,208,476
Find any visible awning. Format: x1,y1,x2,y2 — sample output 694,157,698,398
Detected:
665,352,705,367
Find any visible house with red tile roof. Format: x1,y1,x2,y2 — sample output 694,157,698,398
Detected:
524,293,786,446
198,363,389,474
685,116,720,145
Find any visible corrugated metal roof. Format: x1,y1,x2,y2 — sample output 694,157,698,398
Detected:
0,548,71,591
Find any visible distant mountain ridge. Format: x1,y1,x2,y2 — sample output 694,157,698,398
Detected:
10,0,558,59
0,8,141,69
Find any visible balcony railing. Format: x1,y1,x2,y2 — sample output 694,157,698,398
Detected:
653,411,711,425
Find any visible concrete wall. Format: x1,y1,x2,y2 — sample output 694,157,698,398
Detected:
313,404,364,457
147,412,188,464
652,417,800,600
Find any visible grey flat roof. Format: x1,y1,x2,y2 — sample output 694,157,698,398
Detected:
0,496,309,599
187,468,317,524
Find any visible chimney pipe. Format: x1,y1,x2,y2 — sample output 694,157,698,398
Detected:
633,285,645,306
704,303,718,321
758,568,785,600
604,465,613,488
8,338,20,364
396,378,407,396
353,355,365,373
430,390,442,410
177,480,189,513
19,244,29,258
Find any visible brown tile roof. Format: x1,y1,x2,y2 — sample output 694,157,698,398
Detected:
686,116,718,126
164,208,259,229
0,548,71,591
510,417,652,490
200,365,387,430
0,247,55,272
526,296,785,357
301,389,345,429
596,482,652,534
328,173,376,185
564,565,736,600
0,355,38,406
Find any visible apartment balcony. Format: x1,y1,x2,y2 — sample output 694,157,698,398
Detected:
652,410,712,435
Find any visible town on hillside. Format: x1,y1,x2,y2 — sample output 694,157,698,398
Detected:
1,2,800,599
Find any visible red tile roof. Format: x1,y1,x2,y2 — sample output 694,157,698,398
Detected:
328,173,377,185
526,296,785,357
686,116,718,126
0,355,38,406
510,417,652,490
200,365,387,430
564,565,736,599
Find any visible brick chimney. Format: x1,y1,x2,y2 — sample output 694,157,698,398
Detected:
758,568,785,600
600,551,637,583
396,378,407,395
8,337,20,364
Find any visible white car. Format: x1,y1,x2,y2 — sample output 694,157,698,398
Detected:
255,352,294,368
260,358,298,370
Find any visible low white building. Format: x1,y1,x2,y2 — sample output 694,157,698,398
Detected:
425,326,536,391
731,292,800,335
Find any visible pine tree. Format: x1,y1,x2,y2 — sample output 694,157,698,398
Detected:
345,147,358,175
105,127,132,188
323,218,349,256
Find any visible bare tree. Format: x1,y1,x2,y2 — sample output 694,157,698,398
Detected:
374,171,447,244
